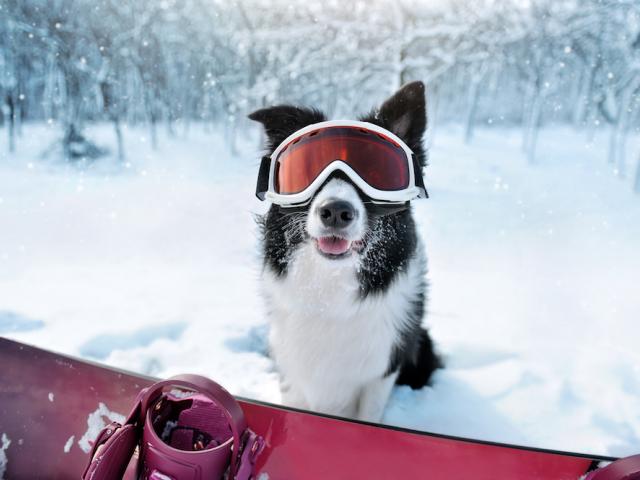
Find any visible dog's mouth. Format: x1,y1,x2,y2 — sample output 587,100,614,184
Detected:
315,236,364,259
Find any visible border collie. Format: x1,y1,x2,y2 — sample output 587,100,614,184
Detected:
249,81,441,422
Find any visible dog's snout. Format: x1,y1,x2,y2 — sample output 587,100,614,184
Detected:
318,200,356,229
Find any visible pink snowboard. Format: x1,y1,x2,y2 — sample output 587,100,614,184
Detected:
0,337,612,479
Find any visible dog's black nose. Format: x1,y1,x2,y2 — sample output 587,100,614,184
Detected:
318,200,356,229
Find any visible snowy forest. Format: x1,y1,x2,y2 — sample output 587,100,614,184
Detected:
1,0,640,192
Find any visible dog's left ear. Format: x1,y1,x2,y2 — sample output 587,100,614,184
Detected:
248,105,326,153
361,81,428,166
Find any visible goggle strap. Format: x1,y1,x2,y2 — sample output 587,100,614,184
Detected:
366,202,410,217
256,156,271,201
412,154,428,198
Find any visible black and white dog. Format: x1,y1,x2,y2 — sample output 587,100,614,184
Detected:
249,82,441,422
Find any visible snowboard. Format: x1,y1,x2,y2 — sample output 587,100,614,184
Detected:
0,336,614,479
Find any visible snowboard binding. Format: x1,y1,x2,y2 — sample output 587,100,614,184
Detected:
82,374,264,480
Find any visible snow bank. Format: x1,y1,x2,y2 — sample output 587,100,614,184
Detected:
0,433,11,480
1,123,638,457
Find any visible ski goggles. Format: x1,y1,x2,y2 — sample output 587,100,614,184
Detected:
255,120,428,206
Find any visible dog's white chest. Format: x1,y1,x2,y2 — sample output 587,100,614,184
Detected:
263,243,419,413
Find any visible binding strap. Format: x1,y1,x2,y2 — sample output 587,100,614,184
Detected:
140,374,248,479
586,454,640,480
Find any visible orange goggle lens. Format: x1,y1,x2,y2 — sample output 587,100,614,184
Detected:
274,127,410,195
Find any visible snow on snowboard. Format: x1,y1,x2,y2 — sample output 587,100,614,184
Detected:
0,337,614,479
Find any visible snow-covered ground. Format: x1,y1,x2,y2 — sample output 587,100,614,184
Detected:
0,122,638,457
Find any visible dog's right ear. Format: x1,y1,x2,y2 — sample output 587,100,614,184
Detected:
248,106,326,152
360,81,428,168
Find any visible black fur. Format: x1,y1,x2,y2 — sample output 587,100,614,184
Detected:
250,81,441,391
256,206,307,277
248,106,326,152
395,327,443,388
360,81,429,168
357,207,418,297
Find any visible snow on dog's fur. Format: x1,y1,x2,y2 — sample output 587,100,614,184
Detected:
250,82,441,422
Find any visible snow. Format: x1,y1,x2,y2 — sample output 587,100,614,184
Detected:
0,310,44,333
0,433,10,480
63,435,74,454
78,402,126,453
1,122,639,458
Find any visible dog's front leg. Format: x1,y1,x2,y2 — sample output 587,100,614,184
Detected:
357,372,398,423
279,377,310,411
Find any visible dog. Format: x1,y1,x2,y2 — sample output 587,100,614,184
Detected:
249,81,441,422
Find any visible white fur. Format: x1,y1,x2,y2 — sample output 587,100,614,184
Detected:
262,180,426,422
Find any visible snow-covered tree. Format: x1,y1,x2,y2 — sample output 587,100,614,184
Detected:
0,0,638,193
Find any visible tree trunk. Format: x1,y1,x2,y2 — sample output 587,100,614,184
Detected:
464,78,481,144
521,81,535,153
227,114,238,156
144,88,159,150
614,126,627,178
611,80,640,177
15,95,23,137
527,110,541,165
6,95,16,153
182,115,191,139
525,88,543,164
572,65,593,128
427,83,440,148
166,116,176,138
63,122,77,160
113,118,125,162
634,155,640,194
607,124,618,167
150,115,158,150
62,65,82,161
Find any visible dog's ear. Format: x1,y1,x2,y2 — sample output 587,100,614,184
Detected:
361,81,428,167
248,106,326,153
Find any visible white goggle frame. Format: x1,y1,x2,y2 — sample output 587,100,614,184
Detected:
259,120,426,207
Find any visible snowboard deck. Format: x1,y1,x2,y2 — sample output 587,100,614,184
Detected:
0,337,615,479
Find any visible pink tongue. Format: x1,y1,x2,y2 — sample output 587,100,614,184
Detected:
317,237,351,255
